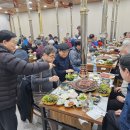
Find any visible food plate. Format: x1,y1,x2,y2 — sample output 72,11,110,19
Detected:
98,83,111,97
56,98,66,106
41,94,58,105
64,100,75,107
77,93,87,101
42,102,56,105
97,55,117,61
99,93,110,97
69,79,98,92
100,72,115,79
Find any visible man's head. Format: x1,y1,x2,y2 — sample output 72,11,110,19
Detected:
0,30,17,52
77,26,81,35
89,34,97,41
126,32,130,38
40,34,44,38
58,43,69,58
48,39,54,45
42,45,56,63
119,54,130,83
123,32,127,38
54,36,58,42
120,43,130,56
75,40,81,51
35,39,42,47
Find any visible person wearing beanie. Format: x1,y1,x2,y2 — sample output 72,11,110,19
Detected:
54,43,74,82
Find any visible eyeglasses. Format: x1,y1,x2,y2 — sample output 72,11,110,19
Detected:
48,55,55,59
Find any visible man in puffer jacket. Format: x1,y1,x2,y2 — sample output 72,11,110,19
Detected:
69,40,81,72
0,30,53,130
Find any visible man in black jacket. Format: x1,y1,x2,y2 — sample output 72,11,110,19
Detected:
0,30,53,130
54,43,74,82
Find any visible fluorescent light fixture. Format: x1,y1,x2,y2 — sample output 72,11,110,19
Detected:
44,5,47,8
29,1,32,4
29,7,32,10
5,11,8,13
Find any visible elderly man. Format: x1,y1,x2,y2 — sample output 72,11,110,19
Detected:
54,43,74,82
0,30,53,130
102,54,130,130
31,45,59,92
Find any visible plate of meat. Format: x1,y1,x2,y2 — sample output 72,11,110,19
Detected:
69,78,98,92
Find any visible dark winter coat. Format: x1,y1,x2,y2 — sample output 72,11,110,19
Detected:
0,45,49,111
54,54,73,82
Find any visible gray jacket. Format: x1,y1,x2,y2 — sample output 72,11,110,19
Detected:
31,59,57,92
69,47,81,68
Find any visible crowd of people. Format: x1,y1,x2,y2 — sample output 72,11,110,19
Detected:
0,28,130,130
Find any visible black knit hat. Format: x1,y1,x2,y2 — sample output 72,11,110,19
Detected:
0,30,16,43
89,34,95,39
58,43,69,50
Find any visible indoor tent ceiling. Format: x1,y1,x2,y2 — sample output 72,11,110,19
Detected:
0,0,102,14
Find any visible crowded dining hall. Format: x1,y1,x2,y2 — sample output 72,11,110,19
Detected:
0,0,130,130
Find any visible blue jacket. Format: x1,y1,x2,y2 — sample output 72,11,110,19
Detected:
120,83,130,130
54,54,73,82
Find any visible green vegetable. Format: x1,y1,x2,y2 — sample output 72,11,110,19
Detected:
77,93,87,100
65,73,75,81
42,94,58,103
105,60,113,65
98,84,111,94
94,52,100,56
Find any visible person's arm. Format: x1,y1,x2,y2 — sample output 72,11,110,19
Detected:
52,68,57,76
0,53,49,75
31,73,49,85
69,50,81,66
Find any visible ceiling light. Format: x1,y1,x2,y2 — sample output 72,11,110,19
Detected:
29,7,32,10
0,7,2,10
5,11,8,14
29,1,32,4
44,5,47,8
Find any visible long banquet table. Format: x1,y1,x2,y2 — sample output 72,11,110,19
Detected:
39,90,108,130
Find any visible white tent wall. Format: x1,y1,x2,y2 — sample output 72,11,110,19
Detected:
0,14,10,30
0,0,130,41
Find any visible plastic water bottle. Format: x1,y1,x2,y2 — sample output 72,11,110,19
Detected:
88,92,93,110
93,56,97,73
91,54,94,63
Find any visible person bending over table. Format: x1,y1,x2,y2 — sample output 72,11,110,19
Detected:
31,45,59,93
